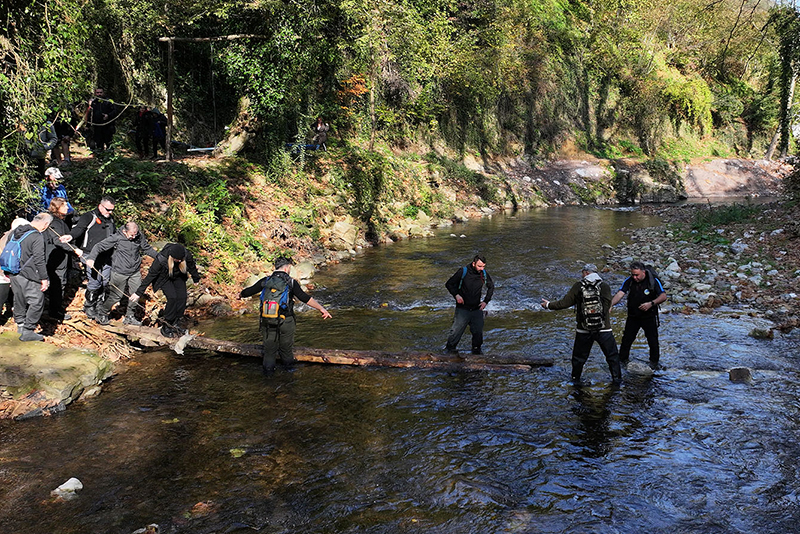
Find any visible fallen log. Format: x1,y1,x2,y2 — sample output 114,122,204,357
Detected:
103,324,553,371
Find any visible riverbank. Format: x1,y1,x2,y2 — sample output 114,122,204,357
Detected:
604,201,800,333
0,150,793,419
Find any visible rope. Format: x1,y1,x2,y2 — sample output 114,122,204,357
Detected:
47,226,186,334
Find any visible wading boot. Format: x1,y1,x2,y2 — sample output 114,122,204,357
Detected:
123,308,142,326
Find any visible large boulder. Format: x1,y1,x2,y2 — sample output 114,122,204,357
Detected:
329,221,359,251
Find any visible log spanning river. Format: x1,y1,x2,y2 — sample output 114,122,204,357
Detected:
1,207,799,533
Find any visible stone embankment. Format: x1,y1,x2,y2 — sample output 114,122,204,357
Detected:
603,203,800,333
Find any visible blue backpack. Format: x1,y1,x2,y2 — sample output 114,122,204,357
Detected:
260,274,291,325
458,266,487,289
0,230,36,274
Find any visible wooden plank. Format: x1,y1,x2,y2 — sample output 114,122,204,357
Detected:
103,325,553,370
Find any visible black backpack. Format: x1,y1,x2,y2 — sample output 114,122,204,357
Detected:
579,278,604,331
259,274,291,326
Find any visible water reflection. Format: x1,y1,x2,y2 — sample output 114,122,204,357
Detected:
1,208,799,533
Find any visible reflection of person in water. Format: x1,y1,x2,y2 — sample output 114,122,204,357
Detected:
569,387,616,458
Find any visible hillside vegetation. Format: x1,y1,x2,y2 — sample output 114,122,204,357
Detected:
2,0,799,276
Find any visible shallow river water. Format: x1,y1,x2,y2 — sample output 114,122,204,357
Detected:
1,207,799,533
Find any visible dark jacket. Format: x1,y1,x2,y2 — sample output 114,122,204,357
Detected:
45,217,75,273
86,228,157,276
70,208,115,252
134,243,200,297
240,270,311,317
445,264,494,310
546,273,613,332
618,271,666,318
8,224,47,282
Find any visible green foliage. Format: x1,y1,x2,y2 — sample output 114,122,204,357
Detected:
423,153,498,204
690,203,763,241
643,158,684,194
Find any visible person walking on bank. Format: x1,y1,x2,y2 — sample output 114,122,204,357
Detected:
239,256,331,373
129,243,201,338
3,213,53,341
444,254,494,355
70,196,115,319
85,222,157,326
45,198,81,321
611,260,668,370
541,264,622,386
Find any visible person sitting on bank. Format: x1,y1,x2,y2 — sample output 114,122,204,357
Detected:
239,256,331,373
85,222,157,326
129,243,201,338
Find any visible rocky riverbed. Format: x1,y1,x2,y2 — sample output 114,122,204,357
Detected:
604,202,800,333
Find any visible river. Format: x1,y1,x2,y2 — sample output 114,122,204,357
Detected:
1,207,799,533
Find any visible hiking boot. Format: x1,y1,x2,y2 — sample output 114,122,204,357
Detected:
123,315,142,326
160,325,179,338
471,347,483,355
95,314,110,326
649,360,666,371
19,329,44,342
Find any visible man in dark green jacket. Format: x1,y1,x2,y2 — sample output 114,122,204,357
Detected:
541,263,622,386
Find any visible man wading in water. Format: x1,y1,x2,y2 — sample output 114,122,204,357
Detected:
444,254,494,355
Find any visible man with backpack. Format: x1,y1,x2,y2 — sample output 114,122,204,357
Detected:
1,213,53,341
611,260,668,370
444,254,494,355
541,263,622,387
239,257,332,372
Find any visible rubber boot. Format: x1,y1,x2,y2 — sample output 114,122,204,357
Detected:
84,289,100,320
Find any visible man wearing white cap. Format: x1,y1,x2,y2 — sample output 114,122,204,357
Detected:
541,263,622,387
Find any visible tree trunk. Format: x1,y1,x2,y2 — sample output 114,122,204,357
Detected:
107,325,554,371
213,96,261,157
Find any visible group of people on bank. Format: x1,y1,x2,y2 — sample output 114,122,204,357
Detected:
1,193,201,342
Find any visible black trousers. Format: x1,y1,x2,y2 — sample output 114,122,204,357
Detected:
572,330,622,382
160,278,187,325
619,314,660,363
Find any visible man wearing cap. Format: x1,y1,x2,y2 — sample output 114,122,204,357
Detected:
611,260,668,369
239,257,332,373
541,263,622,386
40,167,75,215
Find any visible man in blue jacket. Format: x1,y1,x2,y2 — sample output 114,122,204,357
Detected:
444,254,494,355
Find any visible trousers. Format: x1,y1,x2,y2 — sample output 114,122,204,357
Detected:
261,316,297,371
445,307,484,351
619,314,660,363
571,330,622,382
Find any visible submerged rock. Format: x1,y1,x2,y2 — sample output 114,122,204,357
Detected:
729,367,753,384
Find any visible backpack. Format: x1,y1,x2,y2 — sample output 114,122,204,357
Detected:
579,278,604,331
0,230,37,274
458,266,487,289
260,274,291,326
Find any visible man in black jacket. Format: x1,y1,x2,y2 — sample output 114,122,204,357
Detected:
70,196,115,319
85,222,157,326
444,254,494,354
239,256,331,372
86,87,117,152
7,213,53,341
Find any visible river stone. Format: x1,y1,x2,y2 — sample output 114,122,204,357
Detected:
329,221,358,251
729,367,753,383
209,301,234,316
51,477,83,500
195,293,223,306
244,273,265,287
626,361,655,376
293,261,315,281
